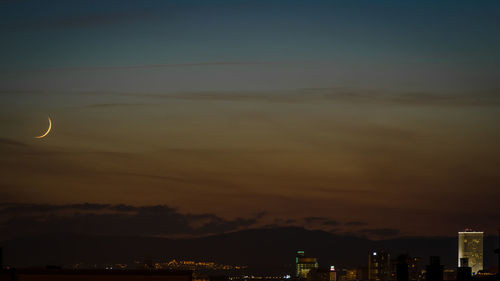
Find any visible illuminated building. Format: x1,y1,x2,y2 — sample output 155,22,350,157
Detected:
296,251,319,279
342,269,357,281
307,268,333,281
329,266,337,281
458,230,483,275
368,251,391,281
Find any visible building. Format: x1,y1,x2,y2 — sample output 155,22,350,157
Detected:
391,255,421,281
425,256,443,281
395,255,409,281
458,230,483,275
443,269,457,281
329,266,337,281
307,268,333,281
356,267,369,281
1,269,192,281
368,251,391,281
296,251,319,279
408,257,422,281
336,268,358,281
456,258,471,281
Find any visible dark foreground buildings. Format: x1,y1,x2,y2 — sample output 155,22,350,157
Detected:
0,268,192,281
426,256,443,281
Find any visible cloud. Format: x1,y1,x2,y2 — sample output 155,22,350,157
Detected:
303,217,340,226
307,186,376,194
74,88,500,107
82,103,150,108
299,88,500,107
0,203,262,241
0,203,113,215
33,13,149,28
5,10,161,31
1,203,405,240
4,88,499,108
344,221,368,226
358,228,400,237
273,218,297,224
0,138,27,147
12,61,278,74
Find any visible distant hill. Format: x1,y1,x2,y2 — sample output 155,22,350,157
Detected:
1,227,498,274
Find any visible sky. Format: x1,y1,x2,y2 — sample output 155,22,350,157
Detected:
1,0,500,239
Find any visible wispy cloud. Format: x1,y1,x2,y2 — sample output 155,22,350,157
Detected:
4,9,162,30
82,103,150,108
344,221,368,226
10,61,280,74
303,216,340,227
358,228,401,237
3,88,499,108
90,88,500,107
0,138,27,147
298,88,500,107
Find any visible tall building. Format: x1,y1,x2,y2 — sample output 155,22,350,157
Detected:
458,230,483,275
395,255,409,281
296,251,319,279
368,251,391,281
425,256,443,281
408,257,422,281
393,255,421,281
329,266,337,281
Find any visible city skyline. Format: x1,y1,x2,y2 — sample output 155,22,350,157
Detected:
1,224,500,281
3,226,499,271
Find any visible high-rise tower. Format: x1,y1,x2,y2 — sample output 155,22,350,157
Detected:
368,251,391,281
296,251,319,278
458,230,483,275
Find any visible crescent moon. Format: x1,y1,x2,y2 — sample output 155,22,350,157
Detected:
34,117,52,139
